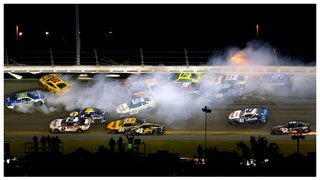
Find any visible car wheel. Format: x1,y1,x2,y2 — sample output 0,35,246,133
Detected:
230,120,237,125
274,129,282,135
152,130,159,135
13,106,19,111
108,130,117,134
77,129,83,133
36,101,43,106
53,129,60,133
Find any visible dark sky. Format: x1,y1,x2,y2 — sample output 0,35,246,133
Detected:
3,4,316,60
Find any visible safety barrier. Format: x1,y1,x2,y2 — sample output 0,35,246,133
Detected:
3,65,316,74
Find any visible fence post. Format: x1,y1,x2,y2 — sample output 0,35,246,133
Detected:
5,49,9,66
184,48,189,67
140,48,144,67
49,48,54,66
94,48,99,65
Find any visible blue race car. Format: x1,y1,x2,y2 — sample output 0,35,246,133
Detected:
5,90,46,109
228,107,268,125
258,73,294,88
69,107,108,123
215,83,244,100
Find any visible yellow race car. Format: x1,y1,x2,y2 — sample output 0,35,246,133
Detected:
106,117,146,133
39,74,71,95
174,72,203,83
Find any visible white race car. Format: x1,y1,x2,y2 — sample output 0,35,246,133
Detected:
214,73,248,85
49,116,91,133
228,107,269,125
116,95,156,117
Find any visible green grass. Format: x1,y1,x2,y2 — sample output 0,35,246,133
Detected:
8,139,316,158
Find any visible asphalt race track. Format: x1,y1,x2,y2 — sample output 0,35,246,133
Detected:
3,72,316,142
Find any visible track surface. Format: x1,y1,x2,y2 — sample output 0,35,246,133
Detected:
3,73,316,141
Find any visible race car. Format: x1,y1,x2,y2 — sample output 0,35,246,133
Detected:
116,94,156,117
200,73,247,100
126,122,165,135
106,117,146,133
258,73,294,89
39,74,71,95
69,107,108,124
228,107,268,125
174,81,201,95
49,116,91,133
173,72,203,83
218,73,248,85
5,90,46,110
271,120,311,135
215,83,244,100
125,78,162,97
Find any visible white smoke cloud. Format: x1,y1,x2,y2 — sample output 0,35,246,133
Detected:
10,40,315,130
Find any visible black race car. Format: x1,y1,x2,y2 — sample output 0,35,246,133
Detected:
126,122,165,135
271,120,311,135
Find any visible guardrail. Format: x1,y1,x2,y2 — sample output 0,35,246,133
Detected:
3,65,316,74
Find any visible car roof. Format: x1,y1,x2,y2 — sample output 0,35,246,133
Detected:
287,120,310,124
262,73,293,82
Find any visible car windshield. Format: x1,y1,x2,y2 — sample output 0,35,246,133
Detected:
253,108,262,114
235,75,245,82
61,119,67,126
136,119,145,124
190,74,199,80
56,82,67,89
96,109,104,114
242,108,261,116
131,97,144,105
27,92,38,99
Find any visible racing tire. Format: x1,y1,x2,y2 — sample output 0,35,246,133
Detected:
36,101,43,106
273,129,282,135
230,120,237,125
53,129,60,133
107,130,117,134
152,130,158,135
13,106,19,111
77,129,83,133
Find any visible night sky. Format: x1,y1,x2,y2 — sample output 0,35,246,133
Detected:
3,3,317,62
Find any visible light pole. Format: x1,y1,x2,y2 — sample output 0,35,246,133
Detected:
202,105,212,150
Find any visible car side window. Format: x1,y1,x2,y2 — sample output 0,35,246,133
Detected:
47,82,55,88
19,98,28,103
287,123,294,128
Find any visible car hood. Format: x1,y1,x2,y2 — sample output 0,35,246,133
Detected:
229,110,242,119
272,125,282,130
